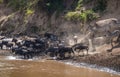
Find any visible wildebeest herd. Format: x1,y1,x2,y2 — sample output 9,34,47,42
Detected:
0,33,89,59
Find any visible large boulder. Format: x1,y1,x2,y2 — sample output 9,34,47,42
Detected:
88,18,120,51
90,18,120,37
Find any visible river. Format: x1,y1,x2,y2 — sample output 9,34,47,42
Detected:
0,56,119,77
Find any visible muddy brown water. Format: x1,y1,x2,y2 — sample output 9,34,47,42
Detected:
0,56,119,77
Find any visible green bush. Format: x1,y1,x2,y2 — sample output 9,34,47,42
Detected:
76,0,83,10
75,0,93,11
26,9,34,15
65,12,80,21
75,0,107,12
0,0,3,3
65,10,98,22
83,10,98,22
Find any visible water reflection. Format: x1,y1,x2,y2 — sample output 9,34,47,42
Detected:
0,56,119,77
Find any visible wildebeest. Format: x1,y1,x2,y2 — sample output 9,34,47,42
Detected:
6,42,14,49
0,38,15,49
11,46,35,59
58,46,74,59
33,38,49,51
107,30,120,52
12,38,18,44
72,43,89,56
11,47,25,56
22,40,34,47
45,47,59,57
44,32,58,41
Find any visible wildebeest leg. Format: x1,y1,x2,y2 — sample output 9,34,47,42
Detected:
23,52,29,59
86,49,88,55
71,50,75,57
23,54,26,59
54,52,58,58
112,45,120,51
23,53,27,59
60,52,65,59
116,34,120,46
78,49,80,56
82,50,84,56
68,51,71,57
25,55,29,59
26,54,32,59
111,39,114,48
107,38,115,52
28,53,32,59
108,44,120,52
0,45,3,49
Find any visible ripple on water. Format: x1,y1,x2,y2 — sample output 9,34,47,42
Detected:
0,62,15,71
0,63,5,67
5,56,24,60
6,56,16,60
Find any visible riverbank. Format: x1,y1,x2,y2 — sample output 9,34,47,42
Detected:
73,44,120,72
0,44,120,74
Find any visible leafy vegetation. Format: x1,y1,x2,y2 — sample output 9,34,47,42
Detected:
0,0,3,3
75,0,94,10
81,10,98,22
26,9,34,15
65,0,106,22
65,12,79,21
1,0,107,14
26,0,39,16
65,10,98,22
75,0,83,11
